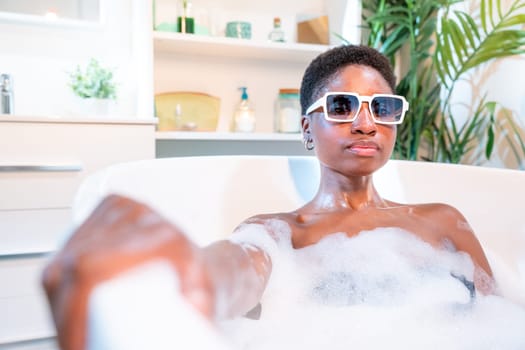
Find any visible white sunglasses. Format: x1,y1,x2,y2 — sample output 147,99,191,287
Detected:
306,92,409,125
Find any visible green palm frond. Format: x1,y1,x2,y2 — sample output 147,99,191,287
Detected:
435,0,525,93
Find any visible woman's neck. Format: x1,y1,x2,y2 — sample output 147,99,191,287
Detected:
308,173,388,212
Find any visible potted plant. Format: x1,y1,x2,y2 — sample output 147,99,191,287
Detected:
69,58,116,116
358,0,525,167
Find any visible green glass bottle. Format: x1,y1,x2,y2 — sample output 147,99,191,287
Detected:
177,0,195,34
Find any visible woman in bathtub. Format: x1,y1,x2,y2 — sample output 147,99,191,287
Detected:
42,45,495,350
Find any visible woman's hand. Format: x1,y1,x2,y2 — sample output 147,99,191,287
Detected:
42,195,214,350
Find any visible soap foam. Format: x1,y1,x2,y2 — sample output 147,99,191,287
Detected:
222,221,525,350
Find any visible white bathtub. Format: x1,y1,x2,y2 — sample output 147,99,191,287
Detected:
72,156,525,349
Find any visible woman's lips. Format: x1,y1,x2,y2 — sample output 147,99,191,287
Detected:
345,141,380,156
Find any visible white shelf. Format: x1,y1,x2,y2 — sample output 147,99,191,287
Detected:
155,131,302,141
153,31,330,63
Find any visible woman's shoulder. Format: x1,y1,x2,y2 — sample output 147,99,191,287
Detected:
409,202,467,221
408,202,482,251
393,202,473,242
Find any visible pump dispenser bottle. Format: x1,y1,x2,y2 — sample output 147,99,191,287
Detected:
232,87,255,132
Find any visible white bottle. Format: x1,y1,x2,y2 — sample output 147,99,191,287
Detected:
232,87,255,132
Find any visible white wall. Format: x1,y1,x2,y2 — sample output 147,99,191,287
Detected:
0,0,153,119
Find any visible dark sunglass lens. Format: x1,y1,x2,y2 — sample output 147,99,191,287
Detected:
371,97,403,122
326,94,359,120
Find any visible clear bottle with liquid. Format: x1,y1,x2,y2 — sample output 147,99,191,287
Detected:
232,87,255,133
268,17,285,42
0,74,14,114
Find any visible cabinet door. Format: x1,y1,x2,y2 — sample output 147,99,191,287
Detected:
0,254,55,346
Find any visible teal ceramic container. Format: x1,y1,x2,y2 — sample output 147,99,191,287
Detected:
225,21,251,39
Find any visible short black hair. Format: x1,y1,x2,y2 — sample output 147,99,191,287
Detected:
300,45,397,115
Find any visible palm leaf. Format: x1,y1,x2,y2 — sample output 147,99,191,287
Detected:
454,11,480,48
436,0,525,90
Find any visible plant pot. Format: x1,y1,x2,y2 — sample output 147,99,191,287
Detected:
74,97,113,117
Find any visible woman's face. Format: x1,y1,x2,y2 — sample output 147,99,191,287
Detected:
303,64,397,177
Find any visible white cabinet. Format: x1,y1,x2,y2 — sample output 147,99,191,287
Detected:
0,116,156,349
0,116,156,255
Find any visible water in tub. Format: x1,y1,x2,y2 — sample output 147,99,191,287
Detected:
222,220,525,350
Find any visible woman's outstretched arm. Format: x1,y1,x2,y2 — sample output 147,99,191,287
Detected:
42,194,272,350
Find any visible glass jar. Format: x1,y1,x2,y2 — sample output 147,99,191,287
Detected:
275,88,301,133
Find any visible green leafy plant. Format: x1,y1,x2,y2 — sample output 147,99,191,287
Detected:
69,58,116,99
360,0,525,166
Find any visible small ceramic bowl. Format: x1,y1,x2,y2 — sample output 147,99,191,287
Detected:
225,21,251,39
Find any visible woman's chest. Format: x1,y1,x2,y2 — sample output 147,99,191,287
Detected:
288,207,446,249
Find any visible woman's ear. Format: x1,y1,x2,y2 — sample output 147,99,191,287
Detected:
301,115,311,136
301,115,315,151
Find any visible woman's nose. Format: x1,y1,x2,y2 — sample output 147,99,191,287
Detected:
350,102,377,135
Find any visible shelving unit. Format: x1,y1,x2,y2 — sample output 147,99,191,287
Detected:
151,0,344,156
153,32,316,138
